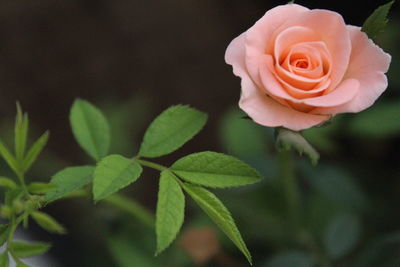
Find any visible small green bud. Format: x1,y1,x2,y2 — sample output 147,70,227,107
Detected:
13,200,24,214
0,206,12,218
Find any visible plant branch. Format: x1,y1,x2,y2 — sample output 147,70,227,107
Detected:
16,172,30,199
277,149,332,267
135,159,168,172
278,149,300,232
59,189,155,228
102,194,155,228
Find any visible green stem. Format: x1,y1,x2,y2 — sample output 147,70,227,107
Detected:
7,214,17,244
297,231,332,267
103,194,155,228
278,150,332,267
99,158,169,228
62,189,89,199
136,159,168,172
7,213,26,254
58,190,155,229
278,149,300,232
7,215,27,265
16,172,31,200
53,158,166,232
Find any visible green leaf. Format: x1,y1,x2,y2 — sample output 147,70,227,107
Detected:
45,166,94,203
93,155,142,201
107,233,166,267
15,103,29,161
349,101,400,139
265,251,314,267
362,1,394,40
303,166,367,212
304,194,341,239
171,152,261,188
23,131,49,172
275,128,319,165
353,232,400,267
219,108,267,157
27,182,56,194
0,177,17,189
0,252,9,267
0,139,18,174
155,171,185,255
5,188,24,206
10,241,51,258
70,99,110,161
0,206,11,219
104,194,155,227
138,105,207,158
302,117,342,153
31,211,66,234
0,225,9,246
324,214,361,259
181,183,252,264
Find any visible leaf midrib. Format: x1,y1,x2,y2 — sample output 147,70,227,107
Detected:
172,169,259,179
79,105,101,159
47,173,92,201
157,172,184,253
184,185,251,263
95,161,138,199
142,112,204,154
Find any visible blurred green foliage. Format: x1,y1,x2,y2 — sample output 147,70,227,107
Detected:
0,5,398,267
215,96,400,266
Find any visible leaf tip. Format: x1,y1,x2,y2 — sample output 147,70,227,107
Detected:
275,127,320,165
154,248,162,257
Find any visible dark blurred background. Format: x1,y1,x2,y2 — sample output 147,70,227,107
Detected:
0,0,399,266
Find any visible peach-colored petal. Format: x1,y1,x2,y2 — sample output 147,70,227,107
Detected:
279,77,331,99
292,63,323,79
275,62,325,90
285,43,329,79
313,26,391,114
260,55,329,101
305,78,359,107
225,32,247,78
274,42,332,90
225,5,390,132
276,9,351,91
274,26,319,63
245,4,309,85
259,55,296,100
260,54,359,109
277,41,332,98
239,75,329,131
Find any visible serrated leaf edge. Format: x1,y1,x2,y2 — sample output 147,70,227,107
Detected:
138,105,208,158
181,183,252,265
155,170,185,255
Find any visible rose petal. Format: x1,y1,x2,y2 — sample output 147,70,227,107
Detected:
274,26,319,63
260,55,358,108
239,75,329,131
275,60,326,90
305,78,359,107
260,55,329,101
276,9,351,91
285,43,329,79
225,32,247,78
275,41,332,89
279,77,331,99
260,55,300,100
245,4,309,85
313,26,391,114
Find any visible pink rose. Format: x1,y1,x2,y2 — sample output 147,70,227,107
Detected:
225,4,391,131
